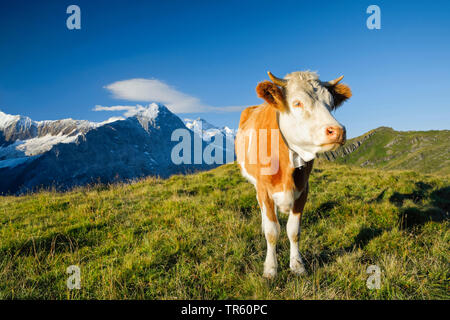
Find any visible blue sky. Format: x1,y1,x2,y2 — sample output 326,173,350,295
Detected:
0,0,449,138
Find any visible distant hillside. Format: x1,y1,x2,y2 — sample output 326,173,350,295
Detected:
320,127,450,175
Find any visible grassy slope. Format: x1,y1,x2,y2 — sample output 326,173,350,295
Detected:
0,163,448,299
331,128,450,175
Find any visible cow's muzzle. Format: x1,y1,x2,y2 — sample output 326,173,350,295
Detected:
325,126,346,145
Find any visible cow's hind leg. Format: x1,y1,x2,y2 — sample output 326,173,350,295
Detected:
257,190,280,279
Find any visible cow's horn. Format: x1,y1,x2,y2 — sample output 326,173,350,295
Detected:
268,71,287,87
325,75,344,87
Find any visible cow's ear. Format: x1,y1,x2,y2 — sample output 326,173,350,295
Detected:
328,83,352,109
256,81,287,111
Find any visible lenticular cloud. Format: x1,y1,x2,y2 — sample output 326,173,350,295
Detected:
103,78,245,114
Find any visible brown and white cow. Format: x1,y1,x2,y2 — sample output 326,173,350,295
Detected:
235,71,351,278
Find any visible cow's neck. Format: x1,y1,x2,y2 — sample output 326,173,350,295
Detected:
276,112,316,165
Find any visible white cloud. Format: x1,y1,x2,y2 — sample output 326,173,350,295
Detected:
93,104,152,117
102,78,244,114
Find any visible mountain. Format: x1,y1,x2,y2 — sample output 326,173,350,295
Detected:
0,111,124,166
320,127,450,175
183,118,236,142
183,117,236,164
0,104,231,194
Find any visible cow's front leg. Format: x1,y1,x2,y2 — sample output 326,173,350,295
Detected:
259,192,280,279
287,211,306,275
287,187,308,275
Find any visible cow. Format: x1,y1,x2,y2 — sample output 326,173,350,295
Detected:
235,71,351,278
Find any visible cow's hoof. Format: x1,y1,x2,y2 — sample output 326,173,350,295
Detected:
263,266,277,279
290,258,306,275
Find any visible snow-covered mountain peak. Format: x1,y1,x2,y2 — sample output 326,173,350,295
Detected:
184,118,217,132
183,118,236,142
0,110,117,159
0,110,33,131
129,103,185,134
131,103,162,120
222,126,235,135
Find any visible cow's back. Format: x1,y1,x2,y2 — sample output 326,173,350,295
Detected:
238,105,260,130
236,104,278,167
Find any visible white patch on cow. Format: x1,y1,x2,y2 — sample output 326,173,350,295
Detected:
287,211,306,275
239,163,256,187
272,191,294,213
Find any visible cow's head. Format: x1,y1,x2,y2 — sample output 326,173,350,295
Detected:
256,70,351,161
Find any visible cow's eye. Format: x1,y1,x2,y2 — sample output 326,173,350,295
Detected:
293,100,303,108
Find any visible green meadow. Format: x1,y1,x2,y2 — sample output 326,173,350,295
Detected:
0,162,448,299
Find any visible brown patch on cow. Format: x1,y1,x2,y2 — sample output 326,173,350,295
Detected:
292,162,313,215
256,185,278,222
268,161,283,186
256,81,287,111
236,104,297,195
328,83,352,109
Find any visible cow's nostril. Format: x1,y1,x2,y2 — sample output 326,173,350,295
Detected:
326,127,335,136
